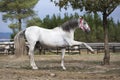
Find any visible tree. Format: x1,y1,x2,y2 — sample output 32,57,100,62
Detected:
26,17,42,27
52,0,120,65
115,21,120,42
0,0,38,32
9,23,18,39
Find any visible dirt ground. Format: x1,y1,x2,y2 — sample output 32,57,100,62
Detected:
0,53,120,80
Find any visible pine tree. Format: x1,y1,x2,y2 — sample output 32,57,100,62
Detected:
26,17,42,27
0,0,38,31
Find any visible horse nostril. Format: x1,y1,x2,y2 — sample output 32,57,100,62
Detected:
86,29,90,33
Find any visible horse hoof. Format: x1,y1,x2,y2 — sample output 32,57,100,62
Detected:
62,67,66,70
91,51,95,54
32,66,38,70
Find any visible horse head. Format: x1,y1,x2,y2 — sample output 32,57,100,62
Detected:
78,17,91,33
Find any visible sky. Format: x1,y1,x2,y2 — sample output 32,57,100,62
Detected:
0,0,120,33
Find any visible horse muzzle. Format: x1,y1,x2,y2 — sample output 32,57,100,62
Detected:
85,28,91,33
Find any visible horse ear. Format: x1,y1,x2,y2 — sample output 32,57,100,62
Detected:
79,16,83,19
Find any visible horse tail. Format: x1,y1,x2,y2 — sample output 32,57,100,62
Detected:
14,30,27,57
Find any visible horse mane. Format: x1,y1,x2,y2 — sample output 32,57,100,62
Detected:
61,19,78,32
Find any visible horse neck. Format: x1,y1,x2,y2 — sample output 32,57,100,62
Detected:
64,29,75,40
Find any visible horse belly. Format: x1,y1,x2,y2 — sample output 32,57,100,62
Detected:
40,36,67,48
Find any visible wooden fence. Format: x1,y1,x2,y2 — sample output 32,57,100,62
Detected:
0,42,14,54
0,41,120,54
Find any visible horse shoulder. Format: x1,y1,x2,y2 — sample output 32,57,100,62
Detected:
61,31,74,46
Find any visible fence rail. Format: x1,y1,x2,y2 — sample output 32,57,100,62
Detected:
0,41,120,54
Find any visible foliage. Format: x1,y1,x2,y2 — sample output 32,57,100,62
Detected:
0,0,38,32
27,17,42,27
52,0,120,14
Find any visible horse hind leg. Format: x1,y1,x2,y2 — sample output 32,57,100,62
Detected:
28,42,38,70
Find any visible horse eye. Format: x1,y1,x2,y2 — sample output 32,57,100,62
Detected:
83,22,86,25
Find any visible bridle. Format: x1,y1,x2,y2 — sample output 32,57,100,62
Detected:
79,18,86,31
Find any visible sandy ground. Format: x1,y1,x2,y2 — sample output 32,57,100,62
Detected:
0,53,120,80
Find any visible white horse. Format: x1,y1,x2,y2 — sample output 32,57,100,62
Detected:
14,17,94,70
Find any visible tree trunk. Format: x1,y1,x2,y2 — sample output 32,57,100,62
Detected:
103,12,110,65
18,19,22,31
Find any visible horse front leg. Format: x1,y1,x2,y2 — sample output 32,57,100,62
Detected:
71,40,94,53
61,48,66,70
28,46,38,69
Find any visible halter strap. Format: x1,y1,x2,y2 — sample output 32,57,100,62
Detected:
79,18,85,31
80,18,83,24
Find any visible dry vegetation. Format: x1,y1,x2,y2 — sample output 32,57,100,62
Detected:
0,53,120,80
